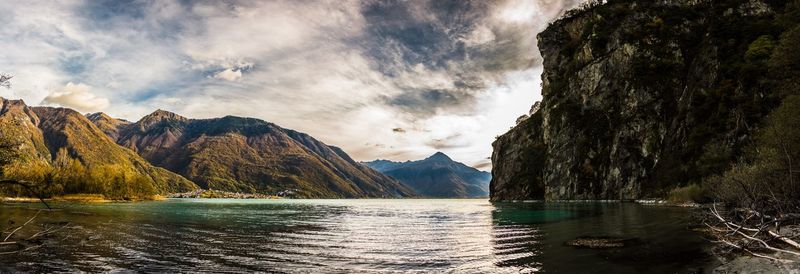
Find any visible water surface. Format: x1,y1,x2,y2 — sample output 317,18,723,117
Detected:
1,199,712,273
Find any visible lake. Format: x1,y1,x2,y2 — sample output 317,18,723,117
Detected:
1,199,714,273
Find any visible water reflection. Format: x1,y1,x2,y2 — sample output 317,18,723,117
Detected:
1,199,711,273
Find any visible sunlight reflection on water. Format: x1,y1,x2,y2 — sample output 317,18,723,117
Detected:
1,199,711,273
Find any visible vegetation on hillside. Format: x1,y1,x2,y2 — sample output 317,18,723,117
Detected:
0,149,158,201
0,94,195,200
691,0,800,261
113,110,415,198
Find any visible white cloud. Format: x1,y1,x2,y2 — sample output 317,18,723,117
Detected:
41,82,110,112
213,68,242,81
463,25,496,46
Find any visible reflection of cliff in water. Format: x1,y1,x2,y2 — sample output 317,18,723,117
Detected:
490,202,715,273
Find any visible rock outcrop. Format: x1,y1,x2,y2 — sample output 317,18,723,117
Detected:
491,0,787,201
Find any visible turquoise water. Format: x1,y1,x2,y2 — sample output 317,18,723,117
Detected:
1,199,712,273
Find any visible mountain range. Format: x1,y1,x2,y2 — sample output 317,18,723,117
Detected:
90,109,415,198
0,97,415,198
364,152,491,198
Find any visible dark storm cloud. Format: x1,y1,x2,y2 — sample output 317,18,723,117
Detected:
356,0,558,116
360,0,491,70
384,89,477,115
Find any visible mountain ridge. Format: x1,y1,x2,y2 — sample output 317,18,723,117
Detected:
0,97,198,197
364,152,491,198
101,108,416,198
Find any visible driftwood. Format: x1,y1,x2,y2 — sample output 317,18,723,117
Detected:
705,203,800,262
0,179,66,255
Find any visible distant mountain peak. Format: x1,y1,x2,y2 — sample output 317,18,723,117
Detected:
425,152,452,162
364,152,491,198
148,109,185,119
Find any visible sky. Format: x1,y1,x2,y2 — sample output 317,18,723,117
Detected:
0,0,583,170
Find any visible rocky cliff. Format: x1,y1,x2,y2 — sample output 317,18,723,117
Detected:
492,0,792,201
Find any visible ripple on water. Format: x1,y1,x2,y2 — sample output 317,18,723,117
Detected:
0,199,710,273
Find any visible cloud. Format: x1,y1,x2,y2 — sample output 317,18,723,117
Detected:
462,24,496,46
41,82,110,112
213,68,242,81
0,0,585,171
473,160,492,170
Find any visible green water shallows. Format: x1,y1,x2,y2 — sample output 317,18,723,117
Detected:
0,199,712,273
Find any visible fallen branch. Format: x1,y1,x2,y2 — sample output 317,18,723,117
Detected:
3,210,41,242
768,230,800,250
707,204,800,261
0,180,50,209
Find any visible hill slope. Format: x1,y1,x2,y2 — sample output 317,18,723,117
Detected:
364,152,491,198
100,110,415,198
0,97,197,197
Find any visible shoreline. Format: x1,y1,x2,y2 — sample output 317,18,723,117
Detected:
491,199,701,208
0,194,166,203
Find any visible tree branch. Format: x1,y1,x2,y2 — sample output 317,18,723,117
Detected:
0,179,50,209
3,210,41,242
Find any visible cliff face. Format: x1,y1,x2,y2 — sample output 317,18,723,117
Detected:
492,0,786,201
491,114,546,201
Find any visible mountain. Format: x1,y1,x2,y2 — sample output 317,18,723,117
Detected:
86,112,131,141
491,0,794,201
97,109,415,198
364,152,491,198
0,97,197,197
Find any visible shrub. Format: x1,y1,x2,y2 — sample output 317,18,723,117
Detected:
745,35,775,61
667,184,704,204
706,95,800,210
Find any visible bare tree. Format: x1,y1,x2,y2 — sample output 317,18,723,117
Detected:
0,74,11,89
